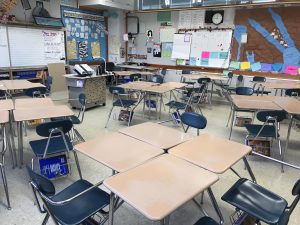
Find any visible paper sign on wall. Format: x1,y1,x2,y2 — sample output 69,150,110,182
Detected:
229,61,240,70
160,27,176,43
251,62,261,72
67,39,77,59
91,41,100,58
261,63,272,72
284,65,298,75
240,62,251,70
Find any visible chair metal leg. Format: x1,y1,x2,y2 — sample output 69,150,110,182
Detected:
207,187,224,225
0,164,11,209
108,192,115,225
42,213,50,225
73,128,85,143
127,110,133,127
284,115,293,162
200,191,204,204
73,151,82,179
278,139,284,173
105,107,114,128
226,106,233,127
229,108,236,140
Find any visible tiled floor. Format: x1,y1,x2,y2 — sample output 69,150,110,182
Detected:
1,91,299,225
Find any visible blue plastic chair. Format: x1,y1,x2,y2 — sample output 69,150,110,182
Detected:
105,86,137,127
27,166,110,225
180,112,207,135
252,76,271,96
236,87,254,96
29,119,82,179
222,178,300,225
24,87,47,98
194,217,219,225
285,88,300,97
244,110,286,172
151,75,164,84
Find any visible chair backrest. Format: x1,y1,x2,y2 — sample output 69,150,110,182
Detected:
36,120,73,137
78,93,86,122
151,75,164,84
0,90,7,99
109,86,126,95
236,87,254,96
45,75,53,93
256,110,286,123
237,75,244,82
130,73,141,81
227,72,233,79
106,62,115,72
197,77,211,84
285,88,300,97
25,87,47,98
182,70,191,74
253,76,266,82
161,68,167,76
181,112,207,131
26,166,55,196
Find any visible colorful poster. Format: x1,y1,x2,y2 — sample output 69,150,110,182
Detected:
284,65,298,75
67,39,77,59
219,52,229,59
162,42,173,58
251,62,262,72
153,43,162,58
229,61,240,70
43,31,65,60
272,63,283,72
210,52,219,59
91,41,100,58
240,62,251,70
201,58,209,66
261,63,272,72
176,59,186,66
190,57,197,66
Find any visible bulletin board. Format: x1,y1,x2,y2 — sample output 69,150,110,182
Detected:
61,6,107,63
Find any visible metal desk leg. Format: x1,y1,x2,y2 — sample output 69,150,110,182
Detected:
243,157,256,183
284,114,294,159
229,107,236,140
17,121,23,168
108,192,115,225
156,93,159,120
207,187,224,225
159,94,163,120
210,82,214,104
160,216,170,225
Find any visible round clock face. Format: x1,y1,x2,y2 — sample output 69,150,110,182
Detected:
212,13,223,25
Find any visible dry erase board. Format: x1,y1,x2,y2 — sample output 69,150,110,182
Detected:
0,25,65,67
190,30,233,68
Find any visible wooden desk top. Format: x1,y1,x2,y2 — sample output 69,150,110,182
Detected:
274,97,300,115
0,80,45,90
119,122,194,150
13,105,73,122
0,99,14,111
104,154,218,220
75,132,164,172
230,95,278,102
14,98,54,109
161,82,187,89
0,111,9,124
113,71,154,76
262,81,300,89
183,73,228,81
169,133,252,174
119,81,155,90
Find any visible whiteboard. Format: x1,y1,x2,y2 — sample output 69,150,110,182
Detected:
171,33,192,60
190,30,233,68
8,27,65,67
0,26,10,67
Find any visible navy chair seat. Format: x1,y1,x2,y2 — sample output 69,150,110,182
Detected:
254,90,271,95
48,179,110,225
222,178,288,224
245,124,278,138
166,101,187,110
29,136,73,157
113,99,137,108
68,115,81,125
194,216,219,225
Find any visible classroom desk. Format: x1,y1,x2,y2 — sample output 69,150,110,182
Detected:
169,133,256,181
104,154,220,225
113,71,154,76
0,80,45,91
0,110,9,123
116,65,158,71
262,81,300,96
0,99,14,110
119,122,194,150
75,132,164,173
274,97,300,157
229,95,282,139
13,105,74,167
14,98,54,109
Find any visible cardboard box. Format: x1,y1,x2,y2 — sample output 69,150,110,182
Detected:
235,116,252,127
247,139,271,156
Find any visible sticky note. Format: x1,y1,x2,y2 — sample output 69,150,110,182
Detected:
201,58,209,66
272,63,283,72
229,61,240,70
284,65,298,75
219,52,229,59
210,52,219,59
240,62,251,70
201,51,210,59
190,57,197,66
261,63,272,72
251,62,261,72
298,68,300,75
